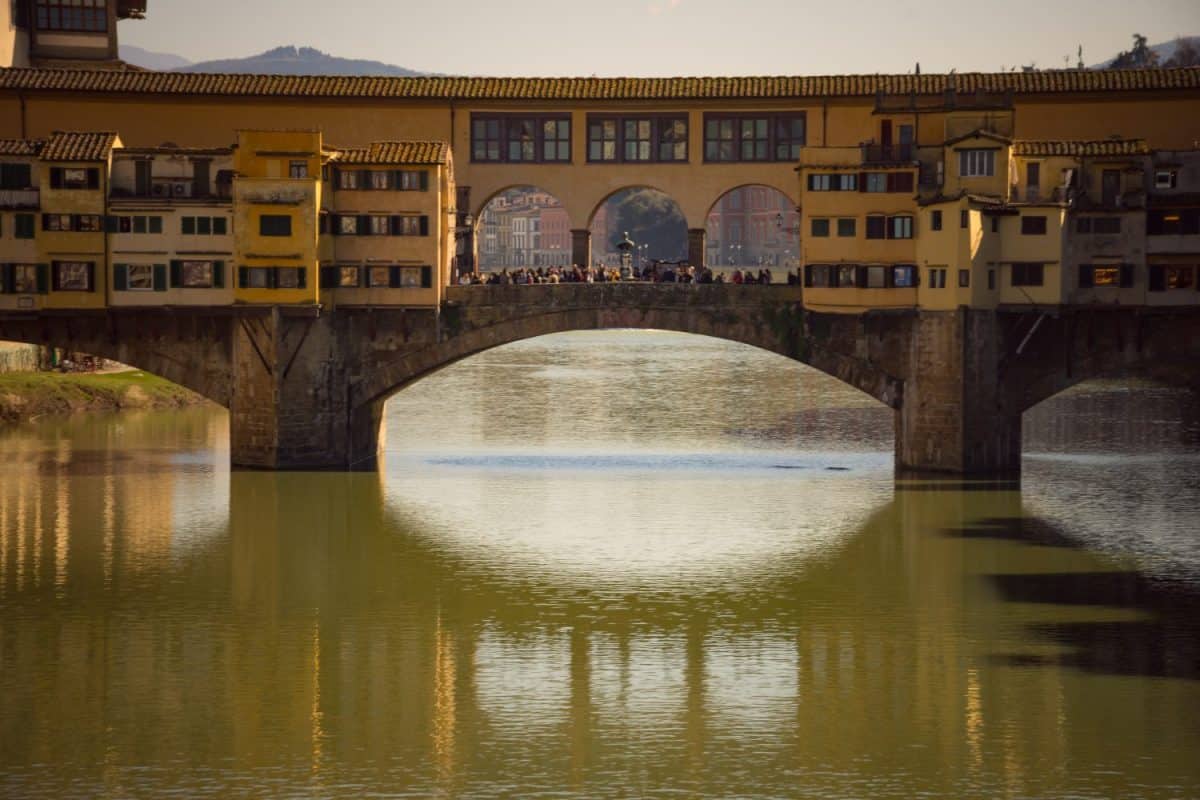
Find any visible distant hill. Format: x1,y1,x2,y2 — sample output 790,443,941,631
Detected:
1092,35,1199,68
173,46,431,76
119,44,192,71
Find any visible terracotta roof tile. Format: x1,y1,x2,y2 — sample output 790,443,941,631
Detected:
40,131,118,162
1011,139,1150,157
331,141,450,165
0,138,44,156
0,67,1197,101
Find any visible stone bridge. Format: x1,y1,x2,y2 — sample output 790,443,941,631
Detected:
1,284,1198,474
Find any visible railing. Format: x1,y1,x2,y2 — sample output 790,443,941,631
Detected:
0,189,39,208
861,144,916,164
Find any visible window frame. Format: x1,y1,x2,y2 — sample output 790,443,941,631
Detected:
1011,262,1045,287
471,113,572,164
957,148,997,178
1020,215,1048,236
35,0,108,32
585,115,688,164
259,214,293,237
51,261,94,292
703,113,806,163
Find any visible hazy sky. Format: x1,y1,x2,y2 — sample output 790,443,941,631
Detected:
123,0,1199,76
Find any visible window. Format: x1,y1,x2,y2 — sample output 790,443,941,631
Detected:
15,214,35,239
1166,266,1195,289
180,261,218,288
393,215,427,236
893,265,917,288
837,218,856,237
1154,170,1178,189
276,268,304,289
1147,209,1200,236
242,267,272,289
370,215,391,236
704,113,805,162
43,214,101,232
397,170,427,191
866,265,888,288
1076,217,1092,234
337,266,361,288
930,210,943,231
960,209,970,229
1021,215,1047,235
289,161,308,179
865,215,886,239
43,213,71,231
987,270,995,290
587,116,687,163
126,264,155,291
471,114,571,163
865,173,888,193
339,170,359,190
958,269,970,288
928,268,947,289
958,149,996,177
990,216,999,233
888,216,913,239
368,266,392,288
1093,217,1120,235
339,215,359,235
52,261,93,292
182,216,225,235
371,171,390,190
810,218,830,237
836,265,858,288
399,267,423,288
887,172,915,193
260,215,292,237
35,0,107,31
1011,263,1044,287
808,174,831,192
49,167,99,190
836,173,857,191
12,265,40,294
1079,264,1126,288
197,217,212,236
0,163,31,190
804,264,832,288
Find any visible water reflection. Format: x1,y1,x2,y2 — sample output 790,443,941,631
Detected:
0,334,1197,798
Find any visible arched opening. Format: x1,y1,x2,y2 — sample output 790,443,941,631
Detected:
706,185,799,281
476,186,571,272
588,187,687,270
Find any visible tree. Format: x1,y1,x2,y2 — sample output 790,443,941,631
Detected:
1164,37,1200,67
1110,33,1160,69
609,189,687,261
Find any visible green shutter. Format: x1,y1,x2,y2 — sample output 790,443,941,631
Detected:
238,267,249,289
153,264,167,292
182,216,195,235
357,215,370,236
213,261,225,288
170,260,183,288
389,266,402,288
149,216,163,234
213,217,227,236
419,216,429,236
296,268,307,290
113,264,128,291
16,214,34,239
36,264,48,294
421,265,433,288
419,170,429,191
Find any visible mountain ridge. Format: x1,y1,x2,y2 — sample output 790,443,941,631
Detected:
120,45,435,76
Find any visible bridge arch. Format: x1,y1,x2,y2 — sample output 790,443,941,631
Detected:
587,186,689,266
474,185,574,271
704,184,801,271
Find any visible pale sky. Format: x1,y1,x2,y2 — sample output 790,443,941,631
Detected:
123,0,1199,76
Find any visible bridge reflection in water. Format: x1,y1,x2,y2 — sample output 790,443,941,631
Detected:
0,370,1198,796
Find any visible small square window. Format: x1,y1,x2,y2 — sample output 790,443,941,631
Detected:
337,267,361,288
836,218,856,237
931,210,943,231
289,161,308,179
1021,215,1048,235
811,218,830,237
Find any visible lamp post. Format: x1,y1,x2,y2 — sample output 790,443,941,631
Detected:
617,231,636,281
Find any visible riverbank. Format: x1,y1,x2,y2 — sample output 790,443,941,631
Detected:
0,371,209,424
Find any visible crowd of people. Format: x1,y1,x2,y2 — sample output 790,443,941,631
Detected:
459,264,796,286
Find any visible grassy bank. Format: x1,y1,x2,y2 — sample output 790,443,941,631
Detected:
0,370,209,424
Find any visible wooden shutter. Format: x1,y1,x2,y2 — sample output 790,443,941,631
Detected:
169,260,183,288
858,172,868,192
1148,264,1165,292
360,170,371,190
87,169,100,190
150,216,163,234
389,266,402,288
105,215,119,233
153,264,168,292
182,216,195,235
297,268,307,289
35,264,48,294
213,261,225,289
803,265,814,288
357,215,370,236
1119,263,1134,289
0,264,14,294
238,267,249,289
390,215,403,236
419,170,429,191
85,263,95,292
319,266,337,289
49,168,63,189
421,265,433,288
419,216,429,236
855,266,868,289
1078,264,1094,289
113,264,127,291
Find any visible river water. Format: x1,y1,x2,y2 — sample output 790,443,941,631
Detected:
1,331,1198,799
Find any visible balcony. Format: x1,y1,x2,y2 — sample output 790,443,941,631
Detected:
0,189,39,209
861,144,917,165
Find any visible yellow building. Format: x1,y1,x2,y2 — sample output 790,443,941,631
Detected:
320,141,455,308
232,130,321,305
37,130,120,310
0,138,42,309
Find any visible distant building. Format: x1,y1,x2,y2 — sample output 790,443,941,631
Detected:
3,0,148,69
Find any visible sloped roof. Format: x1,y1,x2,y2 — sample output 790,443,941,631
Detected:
1011,139,1150,157
331,141,450,165
0,67,1197,101
40,131,119,162
0,139,44,157
944,129,1013,147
